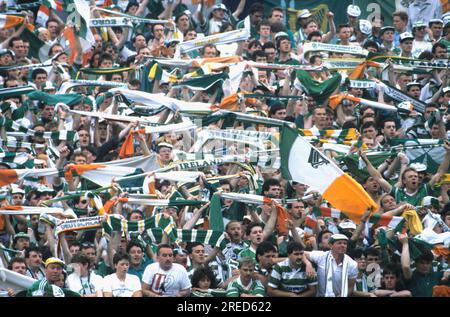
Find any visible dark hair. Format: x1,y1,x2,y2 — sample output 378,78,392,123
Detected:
126,209,144,221
364,247,380,258
262,42,276,51
126,241,144,254
382,262,401,276
249,2,263,14
248,39,262,50
225,220,241,232
348,247,364,260
8,257,26,270
256,241,277,260
25,246,41,258
392,11,408,22
112,252,130,265
71,252,90,265
31,68,47,80
307,31,322,41
269,103,285,117
157,244,173,255
262,178,281,194
186,242,204,254
361,121,378,133
246,222,264,236
338,24,351,32
286,241,304,255
432,42,446,54
191,267,218,288
416,247,434,263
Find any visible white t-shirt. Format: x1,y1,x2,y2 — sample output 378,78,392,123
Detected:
141,263,191,297
66,272,104,295
309,251,358,297
103,273,141,297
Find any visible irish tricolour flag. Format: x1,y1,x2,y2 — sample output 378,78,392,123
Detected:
280,125,378,223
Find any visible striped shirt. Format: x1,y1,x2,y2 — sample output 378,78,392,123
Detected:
226,277,265,297
268,259,317,294
237,246,256,260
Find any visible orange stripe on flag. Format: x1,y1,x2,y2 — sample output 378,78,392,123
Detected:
3,15,24,29
62,27,77,65
323,173,378,223
64,164,106,181
276,205,289,235
4,205,23,211
0,170,19,187
119,132,135,159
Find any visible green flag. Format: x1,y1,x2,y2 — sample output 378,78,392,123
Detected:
295,69,341,104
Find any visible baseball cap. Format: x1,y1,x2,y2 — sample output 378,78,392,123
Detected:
0,49,15,58
347,5,361,17
399,32,414,42
297,9,312,19
413,20,427,29
11,185,25,195
338,220,356,230
406,81,422,89
212,3,227,11
422,196,440,208
409,162,427,172
380,26,395,36
13,232,30,242
328,233,349,244
359,20,372,35
44,257,65,268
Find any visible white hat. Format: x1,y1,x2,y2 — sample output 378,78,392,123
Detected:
359,19,372,35
429,19,443,26
399,32,414,42
338,220,356,230
397,101,414,113
329,233,349,244
10,185,25,195
422,196,439,208
413,20,427,29
347,5,361,17
380,26,395,36
297,9,312,19
289,227,305,238
274,31,289,41
409,162,427,172
443,86,450,94
212,3,227,11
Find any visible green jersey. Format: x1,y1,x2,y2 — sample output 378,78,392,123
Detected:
238,246,256,260
26,278,80,297
390,184,433,207
226,277,265,297
268,259,317,294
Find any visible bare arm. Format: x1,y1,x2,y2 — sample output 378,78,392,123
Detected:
360,150,392,193
429,141,450,186
183,202,210,229
232,0,246,19
321,12,336,43
399,233,412,280
262,203,278,240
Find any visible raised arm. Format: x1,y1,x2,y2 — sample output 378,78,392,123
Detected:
399,233,412,280
429,140,450,186
360,150,392,193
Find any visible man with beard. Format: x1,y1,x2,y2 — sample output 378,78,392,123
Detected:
304,234,358,297
141,244,191,297
268,242,317,297
361,141,450,206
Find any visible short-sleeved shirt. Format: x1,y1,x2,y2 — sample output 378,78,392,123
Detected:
390,184,433,207
128,257,154,280
309,251,358,297
141,263,191,297
66,272,104,296
268,258,318,294
226,277,265,297
102,273,141,297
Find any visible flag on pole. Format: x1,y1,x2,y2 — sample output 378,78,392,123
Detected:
280,125,378,223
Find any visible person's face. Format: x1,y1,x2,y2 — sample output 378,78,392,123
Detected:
270,10,283,23
29,194,40,206
331,240,348,255
258,251,277,269
51,45,63,56
31,215,39,228
430,123,441,138
382,30,394,42
313,108,327,127
41,105,54,120
251,11,263,25
133,35,146,49
393,16,406,31
259,25,271,37
382,121,396,138
129,212,143,221
265,185,281,199
279,39,291,53
430,23,443,37
227,222,243,242
100,59,113,68
174,252,188,267
198,276,211,290
381,195,396,211
435,46,447,59
177,15,190,31
239,263,255,284
339,27,352,40
249,226,263,245
414,26,426,37
400,40,413,53
0,53,13,65
189,245,205,265
138,47,151,56
363,176,380,193
74,154,87,165
398,75,412,90
273,108,286,120
264,48,276,62
27,251,43,268
362,126,377,139
355,256,367,271
212,8,225,20
349,87,363,98
12,193,24,206
15,238,29,250
11,39,25,57
34,73,47,87
402,170,419,190
111,74,123,82
366,254,380,265
416,259,432,274
383,273,397,290
94,34,102,49
158,247,174,270
115,259,129,275
158,147,172,162
184,30,197,41
47,22,58,36
45,264,63,283
203,47,217,58
129,246,143,266
289,202,306,219
347,15,358,24
82,247,96,264
69,245,80,255
153,25,164,39
288,250,304,268
127,4,138,15
249,43,262,54
78,130,90,147
11,261,27,275
444,214,450,226
305,22,318,34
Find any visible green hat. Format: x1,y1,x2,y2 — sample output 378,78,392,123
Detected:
13,232,30,242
